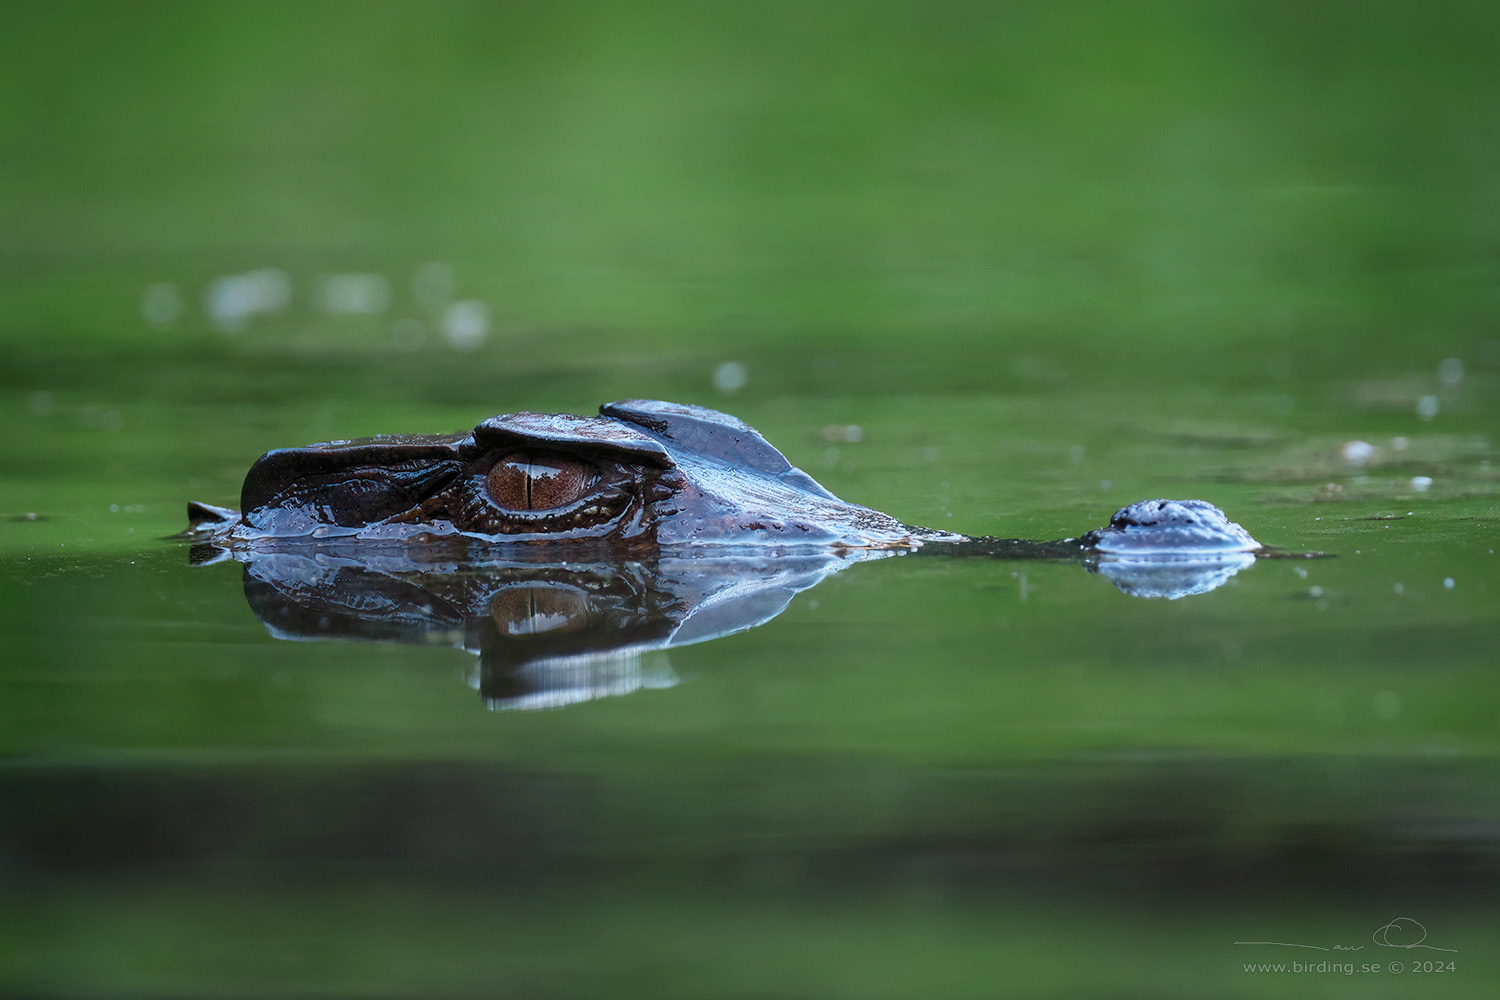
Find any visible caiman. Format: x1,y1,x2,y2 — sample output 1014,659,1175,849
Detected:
184,398,1266,562
183,399,1318,708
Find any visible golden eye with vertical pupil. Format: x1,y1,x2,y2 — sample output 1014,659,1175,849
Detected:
485,452,598,511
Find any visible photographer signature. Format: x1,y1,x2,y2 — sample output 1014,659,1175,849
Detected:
1234,917,1456,953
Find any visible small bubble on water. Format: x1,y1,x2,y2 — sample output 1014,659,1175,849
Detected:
1341,440,1377,465
1069,444,1085,461
141,282,183,327
205,268,290,332
1443,577,1455,589
1416,395,1440,420
206,279,253,332
81,408,124,432
712,361,748,393
1410,475,1433,491
315,273,391,315
1393,582,1404,594
842,424,863,443
1438,357,1465,387
442,300,490,351
1309,585,1325,598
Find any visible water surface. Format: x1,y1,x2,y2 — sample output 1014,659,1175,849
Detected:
3,3,1498,996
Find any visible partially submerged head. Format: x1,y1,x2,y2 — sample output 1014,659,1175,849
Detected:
1081,498,1262,556
186,399,927,550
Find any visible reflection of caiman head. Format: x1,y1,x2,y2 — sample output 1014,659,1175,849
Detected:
230,547,865,710
187,399,946,551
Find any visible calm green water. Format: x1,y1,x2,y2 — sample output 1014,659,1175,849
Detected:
3,3,1499,997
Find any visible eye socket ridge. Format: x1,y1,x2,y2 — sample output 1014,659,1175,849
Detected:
485,451,601,512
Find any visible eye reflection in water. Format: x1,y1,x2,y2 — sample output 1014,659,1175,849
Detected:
489,583,596,636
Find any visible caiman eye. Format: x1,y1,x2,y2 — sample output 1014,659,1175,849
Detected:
486,452,598,511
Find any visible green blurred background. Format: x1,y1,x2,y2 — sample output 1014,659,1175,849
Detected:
2,2,1498,997
5,1,1497,359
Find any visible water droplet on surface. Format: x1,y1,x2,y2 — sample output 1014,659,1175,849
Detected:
142,282,183,327
712,361,748,393
205,268,290,332
315,273,391,315
442,300,490,351
1341,440,1377,466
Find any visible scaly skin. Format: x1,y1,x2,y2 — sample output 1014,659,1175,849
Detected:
184,399,1265,560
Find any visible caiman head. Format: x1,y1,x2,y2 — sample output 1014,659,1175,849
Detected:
187,399,948,550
